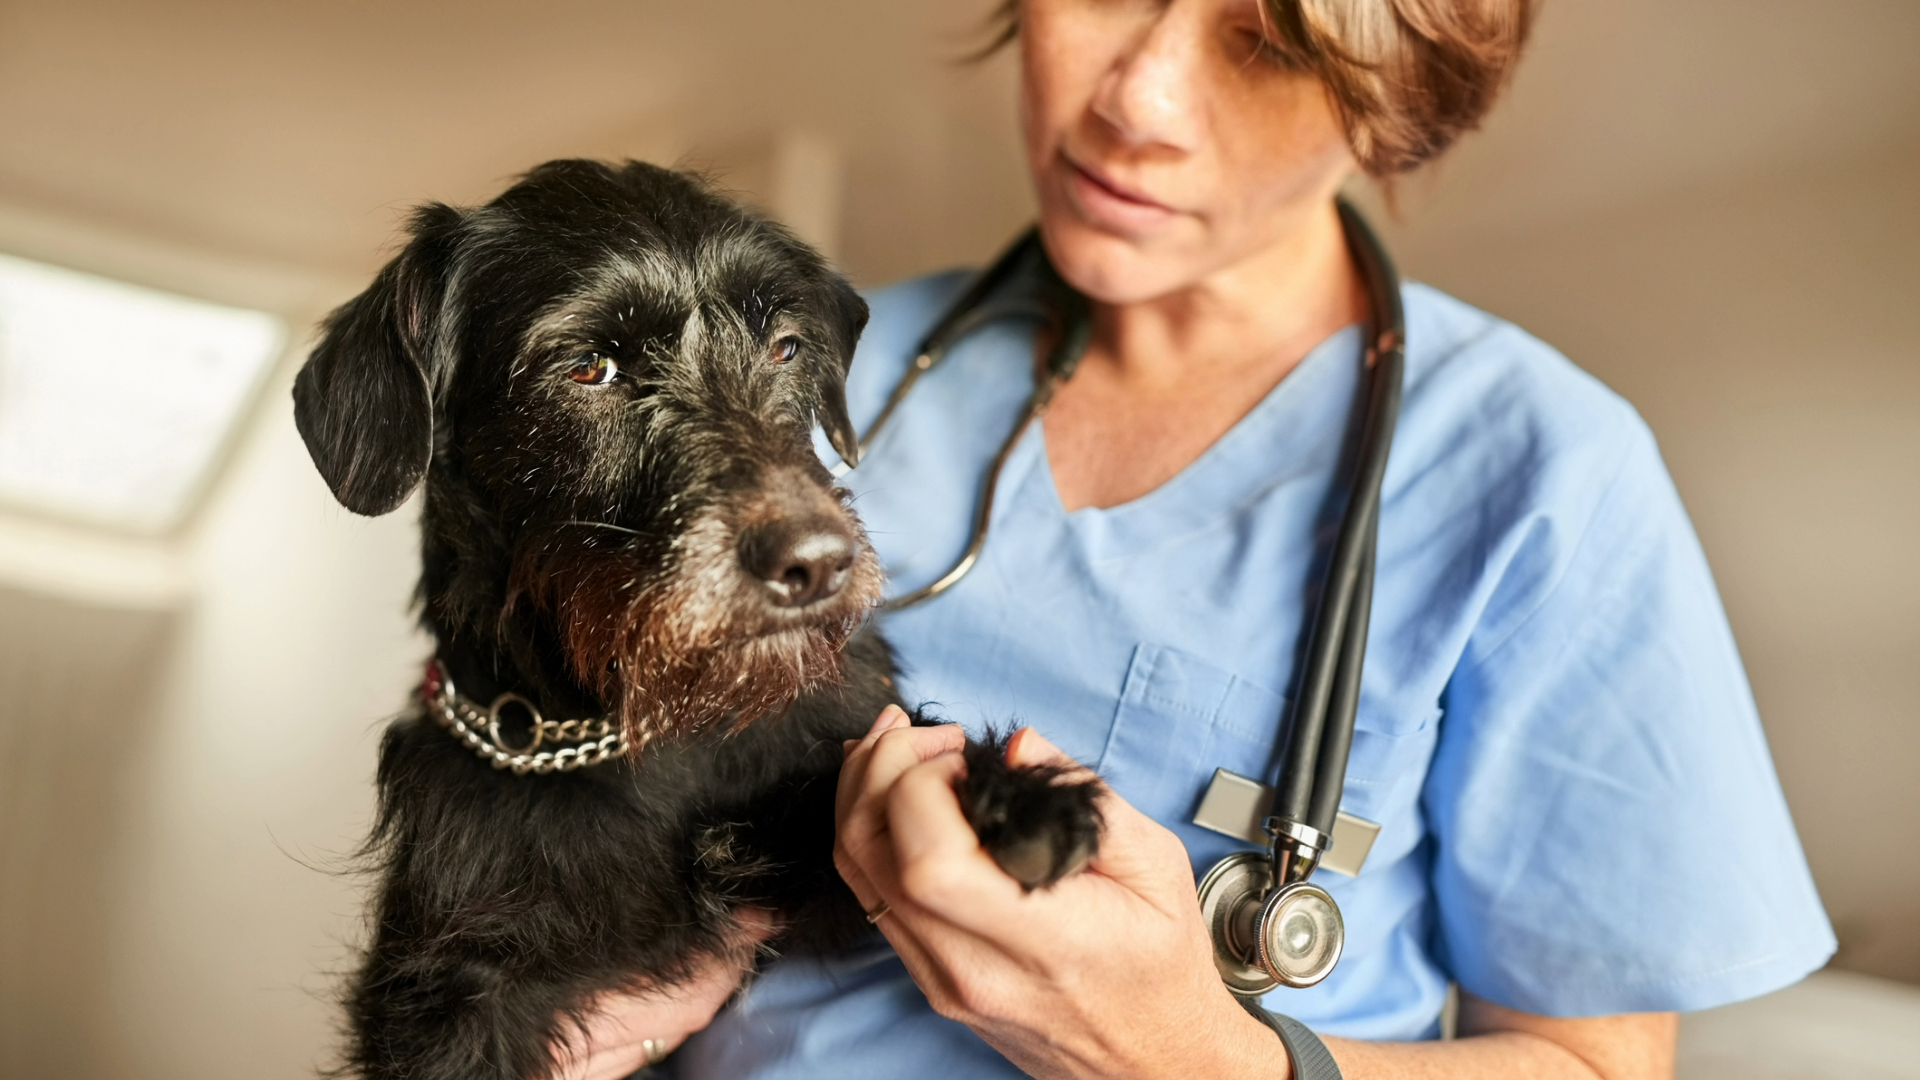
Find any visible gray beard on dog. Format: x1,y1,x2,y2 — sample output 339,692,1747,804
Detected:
514,510,885,744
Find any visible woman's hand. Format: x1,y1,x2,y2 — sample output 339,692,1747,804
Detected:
548,907,776,1080
834,706,1285,1080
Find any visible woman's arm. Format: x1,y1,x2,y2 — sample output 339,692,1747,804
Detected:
1326,998,1676,1080
835,706,1677,1080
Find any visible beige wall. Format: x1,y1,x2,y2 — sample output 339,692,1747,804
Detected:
0,1,1914,1077
89,376,424,1080
2,361,423,1079
0,0,1037,287
0,587,175,1078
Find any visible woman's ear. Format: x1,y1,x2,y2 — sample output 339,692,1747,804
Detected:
813,276,869,468
293,203,463,516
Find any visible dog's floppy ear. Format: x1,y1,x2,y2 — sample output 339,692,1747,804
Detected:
812,275,869,469
294,204,463,516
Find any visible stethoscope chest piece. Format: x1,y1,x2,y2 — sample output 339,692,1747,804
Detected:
1258,880,1345,988
1198,852,1346,996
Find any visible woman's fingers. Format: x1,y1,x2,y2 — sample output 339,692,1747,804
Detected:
831,726,1009,1019
864,702,912,743
834,706,916,879
853,722,1189,920
884,750,1050,949
867,718,970,777
835,710,967,909
886,751,1010,897
838,708,958,816
836,706,910,813
842,719,969,850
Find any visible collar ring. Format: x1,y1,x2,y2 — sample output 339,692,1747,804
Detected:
486,692,546,755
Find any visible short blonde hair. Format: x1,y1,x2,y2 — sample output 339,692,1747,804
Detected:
987,0,1536,178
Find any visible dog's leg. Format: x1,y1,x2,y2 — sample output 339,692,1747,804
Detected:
347,942,583,1080
955,730,1105,891
347,718,759,1080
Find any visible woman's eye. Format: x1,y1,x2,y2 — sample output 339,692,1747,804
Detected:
1227,23,1298,69
770,337,800,365
569,353,618,386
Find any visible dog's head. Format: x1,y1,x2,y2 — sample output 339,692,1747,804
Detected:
294,160,882,743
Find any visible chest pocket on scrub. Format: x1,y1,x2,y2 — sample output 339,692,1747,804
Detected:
1092,643,1435,878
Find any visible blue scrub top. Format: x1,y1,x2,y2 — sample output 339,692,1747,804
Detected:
676,266,1834,1078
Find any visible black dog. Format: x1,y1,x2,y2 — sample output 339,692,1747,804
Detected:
294,160,1102,1080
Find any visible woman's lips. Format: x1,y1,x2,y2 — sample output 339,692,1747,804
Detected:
1061,154,1179,233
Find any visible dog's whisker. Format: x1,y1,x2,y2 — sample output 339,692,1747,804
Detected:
558,519,644,536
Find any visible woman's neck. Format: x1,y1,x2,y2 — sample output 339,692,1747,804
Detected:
1042,199,1367,511
1093,199,1363,388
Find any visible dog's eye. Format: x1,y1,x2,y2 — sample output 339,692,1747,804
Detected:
770,337,800,365
569,353,618,386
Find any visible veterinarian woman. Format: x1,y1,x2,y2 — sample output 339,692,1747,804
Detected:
561,0,1834,1077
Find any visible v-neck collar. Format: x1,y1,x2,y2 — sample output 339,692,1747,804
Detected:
1015,323,1365,558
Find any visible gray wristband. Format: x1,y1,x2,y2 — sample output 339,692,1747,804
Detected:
1241,1000,1343,1080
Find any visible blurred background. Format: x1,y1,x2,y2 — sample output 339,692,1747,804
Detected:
0,1,1914,1077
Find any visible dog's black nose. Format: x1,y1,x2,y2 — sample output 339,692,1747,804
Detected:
739,517,858,608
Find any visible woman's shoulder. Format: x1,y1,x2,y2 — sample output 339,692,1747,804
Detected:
1401,281,1642,440
1397,280,1659,505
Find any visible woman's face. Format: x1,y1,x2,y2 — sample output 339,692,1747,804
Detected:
1019,0,1358,304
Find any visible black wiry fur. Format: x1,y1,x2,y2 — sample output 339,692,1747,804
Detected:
294,160,1102,1080
961,730,1105,890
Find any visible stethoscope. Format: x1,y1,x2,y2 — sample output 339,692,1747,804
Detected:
838,199,1405,997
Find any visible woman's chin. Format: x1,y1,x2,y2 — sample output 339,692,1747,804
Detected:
1038,215,1206,306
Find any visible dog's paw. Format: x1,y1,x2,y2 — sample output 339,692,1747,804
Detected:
957,729,1103,891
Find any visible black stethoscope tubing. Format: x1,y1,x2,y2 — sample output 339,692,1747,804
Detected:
846,200,1404,991
1281,198,1404,844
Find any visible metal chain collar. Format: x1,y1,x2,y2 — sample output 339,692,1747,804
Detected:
423,661,639,776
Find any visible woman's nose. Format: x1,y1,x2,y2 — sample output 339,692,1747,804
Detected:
1089,0,1207,152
